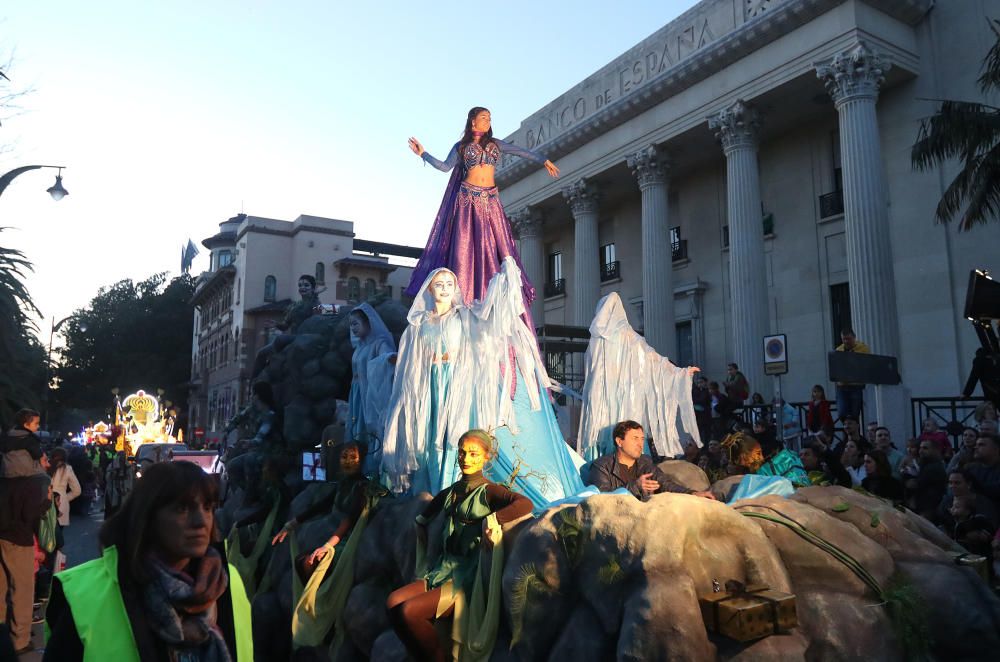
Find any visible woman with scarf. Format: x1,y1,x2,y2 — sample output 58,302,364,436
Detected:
381,259,584,507
270,441,389,650
44,461,252,661
346,303,396,468
406,107,560,324
387,429,532,662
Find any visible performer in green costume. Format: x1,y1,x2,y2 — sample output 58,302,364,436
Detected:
386,430,532,662
270,441,388,650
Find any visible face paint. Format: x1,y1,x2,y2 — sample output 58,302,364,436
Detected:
457,437,488,475
339,445,361,476
428,271,457,307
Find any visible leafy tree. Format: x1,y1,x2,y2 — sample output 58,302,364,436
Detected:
53,273,195,419
912,19,1000,231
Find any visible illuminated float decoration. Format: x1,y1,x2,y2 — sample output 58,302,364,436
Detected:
114,389,179,453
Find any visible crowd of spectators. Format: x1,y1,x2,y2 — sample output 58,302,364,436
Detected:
681,355,1000,584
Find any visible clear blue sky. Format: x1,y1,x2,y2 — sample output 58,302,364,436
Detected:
1,0,692,333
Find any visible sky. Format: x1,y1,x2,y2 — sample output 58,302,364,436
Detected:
1,0,692,339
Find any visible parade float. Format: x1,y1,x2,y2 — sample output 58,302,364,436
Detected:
112,388,182,454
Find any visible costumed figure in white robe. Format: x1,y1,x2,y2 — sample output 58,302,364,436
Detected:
578,292,702,462
346,303,396,471
382,258,584,508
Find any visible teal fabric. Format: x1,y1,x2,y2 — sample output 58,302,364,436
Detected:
728,475,795,502
757,449,809,486
488,369,586,509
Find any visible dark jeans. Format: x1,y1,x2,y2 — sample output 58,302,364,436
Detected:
835,385,864,422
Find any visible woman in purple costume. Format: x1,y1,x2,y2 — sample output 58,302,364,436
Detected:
406,107,560,319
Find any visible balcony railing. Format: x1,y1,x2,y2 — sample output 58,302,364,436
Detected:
672,239,688,261
600,261,620,282
544,278,566,297
819,189,845,218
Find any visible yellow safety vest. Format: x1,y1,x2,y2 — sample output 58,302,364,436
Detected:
51,545,253,662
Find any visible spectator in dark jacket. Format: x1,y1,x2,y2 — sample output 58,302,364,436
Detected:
861,450,904,502
0,409,45,478
947,495,996,557
589,421,715,502
908,440,948,520
691,376,712,443
0,470,51,653
966,433,1000,512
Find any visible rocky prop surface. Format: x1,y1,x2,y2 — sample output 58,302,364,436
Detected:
240,462,1000,661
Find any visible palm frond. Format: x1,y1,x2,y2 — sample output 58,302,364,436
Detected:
911,101,1000,170
955,145,1000,230
979,19,1000,95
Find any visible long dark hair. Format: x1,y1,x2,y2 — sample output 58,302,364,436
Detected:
458,106,493,154
100,461,220,583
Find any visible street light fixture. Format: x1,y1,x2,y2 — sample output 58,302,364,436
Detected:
0,164,69,201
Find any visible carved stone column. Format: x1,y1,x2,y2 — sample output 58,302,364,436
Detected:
563,179,601,326
709,99,769,395
509,207,546,325
627,146,675,357
815,42,899,359
816,42,903,431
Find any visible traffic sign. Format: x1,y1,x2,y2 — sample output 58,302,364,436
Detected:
763,334,788,375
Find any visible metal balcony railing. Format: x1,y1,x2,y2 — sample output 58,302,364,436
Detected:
672,239,688,261
544,278,566,297
600,261,620,282
819,189,845,218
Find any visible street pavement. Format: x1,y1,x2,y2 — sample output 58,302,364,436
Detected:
22,506,104,660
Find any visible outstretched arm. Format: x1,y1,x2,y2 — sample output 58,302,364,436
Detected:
410,138,460,172
494,138,560,177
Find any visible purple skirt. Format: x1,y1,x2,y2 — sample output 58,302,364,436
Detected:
407,180,536,316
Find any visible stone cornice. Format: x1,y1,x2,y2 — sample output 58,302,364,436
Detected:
496,0,930,189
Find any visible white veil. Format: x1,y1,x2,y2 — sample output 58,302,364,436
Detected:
577,292,701,460
381,268,474,491
380,258,552,492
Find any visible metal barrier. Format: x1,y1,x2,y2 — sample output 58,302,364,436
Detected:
911,397,988,449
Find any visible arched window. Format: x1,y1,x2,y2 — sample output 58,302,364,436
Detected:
347,277,360,303
264,275,277,302
364,278,377,300
315,262,325,285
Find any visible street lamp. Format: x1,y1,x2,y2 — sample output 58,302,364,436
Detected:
0,165,69,201
44,314,86,429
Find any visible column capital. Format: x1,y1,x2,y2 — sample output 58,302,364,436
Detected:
815,42,890,106
709,99,761,154
627,145,669,190
562,178,599,216
508,207,544,239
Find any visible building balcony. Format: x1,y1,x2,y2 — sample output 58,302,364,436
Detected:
544,279,566,298
819,189,844,218
600,261,620,282
671,239,688,261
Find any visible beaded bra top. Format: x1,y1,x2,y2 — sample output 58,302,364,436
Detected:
462,140,501,170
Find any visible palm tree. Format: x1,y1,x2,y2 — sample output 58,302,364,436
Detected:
0,226,44,426
911,19,1000,231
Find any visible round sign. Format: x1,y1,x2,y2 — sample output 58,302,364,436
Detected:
766,338,784,358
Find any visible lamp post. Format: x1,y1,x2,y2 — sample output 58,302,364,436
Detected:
0,165,69,201
44,315,85,429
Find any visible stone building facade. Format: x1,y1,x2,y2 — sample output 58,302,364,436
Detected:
187,213,418,443
498,0,997,436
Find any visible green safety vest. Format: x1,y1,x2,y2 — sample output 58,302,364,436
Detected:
51,545,253,662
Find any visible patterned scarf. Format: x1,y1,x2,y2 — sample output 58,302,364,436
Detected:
143,548,232,662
